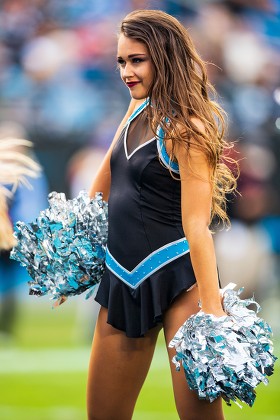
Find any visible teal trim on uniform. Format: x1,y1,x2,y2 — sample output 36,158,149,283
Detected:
156,125,180,174
126,98,150,126
105,237,190,289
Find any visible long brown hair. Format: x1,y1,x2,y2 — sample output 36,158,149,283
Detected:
120,9,238,227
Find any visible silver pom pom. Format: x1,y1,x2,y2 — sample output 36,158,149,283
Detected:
169,283,277,407
10,190,108,303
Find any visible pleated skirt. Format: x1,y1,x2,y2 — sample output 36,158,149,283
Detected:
95,253,196,338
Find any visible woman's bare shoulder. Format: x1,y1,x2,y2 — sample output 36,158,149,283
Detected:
174,117,206,161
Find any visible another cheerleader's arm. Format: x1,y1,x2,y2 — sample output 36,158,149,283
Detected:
0,192,17,250
89,98,143,200
174,119,225,317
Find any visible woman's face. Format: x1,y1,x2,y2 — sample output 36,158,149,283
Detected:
117,34,154,100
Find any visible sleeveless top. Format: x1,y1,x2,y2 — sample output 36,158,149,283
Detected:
95,99,196,337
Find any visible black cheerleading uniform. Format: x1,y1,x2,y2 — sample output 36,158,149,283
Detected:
95,99,196,337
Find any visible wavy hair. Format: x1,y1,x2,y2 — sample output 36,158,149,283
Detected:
120,9,238,227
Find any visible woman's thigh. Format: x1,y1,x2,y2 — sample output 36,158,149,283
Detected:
87,306,161,420
163,286,224,420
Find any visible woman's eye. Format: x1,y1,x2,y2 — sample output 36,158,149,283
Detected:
117,57,144,68
132,58,144,63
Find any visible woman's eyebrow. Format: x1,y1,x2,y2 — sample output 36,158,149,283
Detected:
117,53,147,59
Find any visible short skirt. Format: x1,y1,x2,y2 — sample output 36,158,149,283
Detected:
95,253,196,338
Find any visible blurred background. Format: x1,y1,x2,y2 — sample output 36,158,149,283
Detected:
0,0,279,419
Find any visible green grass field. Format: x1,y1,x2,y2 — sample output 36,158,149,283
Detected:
0,299,279,420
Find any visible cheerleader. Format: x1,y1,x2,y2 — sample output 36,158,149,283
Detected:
87,10,238,420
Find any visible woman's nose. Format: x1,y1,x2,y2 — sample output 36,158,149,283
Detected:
122,63,134,79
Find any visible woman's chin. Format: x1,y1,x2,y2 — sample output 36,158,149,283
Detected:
129,90,148,100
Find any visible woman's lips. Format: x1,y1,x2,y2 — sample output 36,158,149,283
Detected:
126,81,140,88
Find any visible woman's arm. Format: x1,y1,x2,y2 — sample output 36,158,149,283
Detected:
174,119,225,316
89,98,143,200
0,193,17,250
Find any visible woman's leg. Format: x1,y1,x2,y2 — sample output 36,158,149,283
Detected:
87,306,161,420
163,286,225,420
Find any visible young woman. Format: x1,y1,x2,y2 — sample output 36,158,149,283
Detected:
87,9,237,420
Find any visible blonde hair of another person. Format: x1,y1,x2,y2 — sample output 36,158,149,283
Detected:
0,138,41,250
